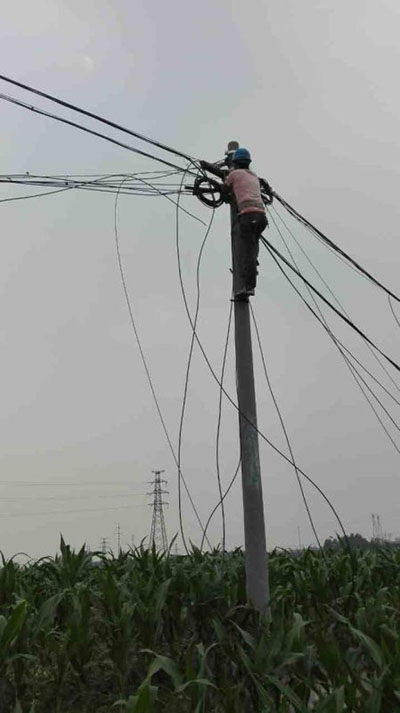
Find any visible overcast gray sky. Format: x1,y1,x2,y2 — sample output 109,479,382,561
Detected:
0,0,399,557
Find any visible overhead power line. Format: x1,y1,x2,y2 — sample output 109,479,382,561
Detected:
262,234,400,457
0,172,206,224
274,192,400,305
0,492,146,501
261,235,400,375
0,503,144,519
0,74,196,164
271,205,400,397
0,92,192,174
0,481,148,486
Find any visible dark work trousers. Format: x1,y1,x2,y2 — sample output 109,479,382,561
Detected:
236,212,268,292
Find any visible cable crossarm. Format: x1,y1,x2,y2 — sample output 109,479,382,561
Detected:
0,92,193,175
0,73,196,165
261,235,400,376
273,192,400,305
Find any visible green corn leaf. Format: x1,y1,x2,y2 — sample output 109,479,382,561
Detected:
114,684,157,712
35,592,64,633
176,678,216,693
266,675,308,713
314,685,345,712
142,651,182,689
231,622,256,650
0,600,28,661
348,627,384,669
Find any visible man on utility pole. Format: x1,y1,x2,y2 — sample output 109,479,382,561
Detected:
224,147,268,298
198,143,270,614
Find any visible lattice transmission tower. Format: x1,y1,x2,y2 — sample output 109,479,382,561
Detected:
148,470,168,551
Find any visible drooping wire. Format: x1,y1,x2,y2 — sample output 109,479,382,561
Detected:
0,186,74,203
261,235,400,376
261,233,400,455
273,192,400,305
250,303,324,552
199,298,234,553
114,178,211,550
272,204,400,396
269,210,400,419
176,177,216,554
214,300,233,553
389,295,400,330
0,171,206,226
265,214,400,410
176,178,350,553
0,73,197,165
0,92,196,175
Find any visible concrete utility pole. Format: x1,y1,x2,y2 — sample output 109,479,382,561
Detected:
228,142,269,613
196,141,270,613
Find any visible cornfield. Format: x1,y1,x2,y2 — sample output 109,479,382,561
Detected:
0,538,399,712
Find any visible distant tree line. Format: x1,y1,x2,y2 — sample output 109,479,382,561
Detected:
323,533,400,550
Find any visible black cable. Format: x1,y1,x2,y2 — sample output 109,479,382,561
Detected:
0,504,143,519
272,205,400,397
261,235,400,376
0,171,206,226
214,300,233,553
200,460,241,552
261,235,400,455
0,185,74,203
175,164,216,552
250,303,324,552
269,211,400,425
1,172,185,193
175,181,350,553
0,73,196,164
199,298,235,553
270,211,400,409
0,172,144,203
176,173,215,554
114,179,211,551
0,492,145,501
0,92,195,175
273,192,400,305
389,295,400,330
0,481,147,486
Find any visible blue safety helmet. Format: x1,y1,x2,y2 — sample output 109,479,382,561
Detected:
233,148,251,164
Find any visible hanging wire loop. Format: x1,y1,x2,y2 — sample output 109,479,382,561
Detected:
192,176,225,209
